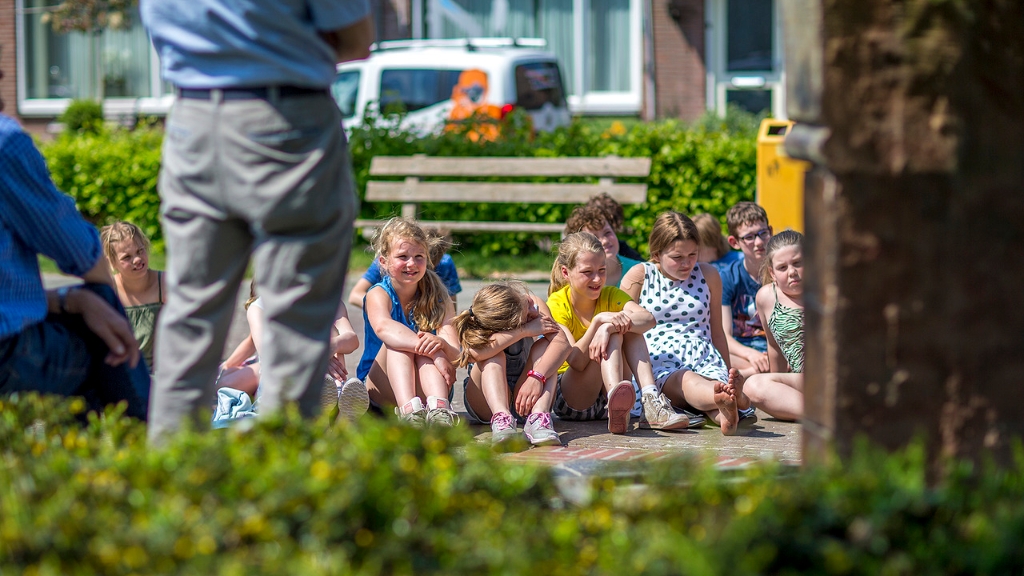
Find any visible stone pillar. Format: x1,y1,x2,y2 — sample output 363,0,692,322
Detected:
789,0,1024,469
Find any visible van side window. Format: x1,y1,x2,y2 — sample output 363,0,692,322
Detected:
331,71,360,119
379,69,463,113
515,62,567,111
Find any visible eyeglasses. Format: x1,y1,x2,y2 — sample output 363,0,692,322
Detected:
738,229,771,244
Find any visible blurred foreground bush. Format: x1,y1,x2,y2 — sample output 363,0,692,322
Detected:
3,393,1024,575
41,124,164,251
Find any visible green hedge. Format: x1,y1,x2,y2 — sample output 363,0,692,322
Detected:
347,112,756,255
42,125,164,251
3,393,1024,575
40,115,755,256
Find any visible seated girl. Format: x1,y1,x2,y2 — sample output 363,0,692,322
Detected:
620,211,755,436
218,279,365,417
743,231,805,421
356,218,461,427
546,232,683,434
564,204,643,288
453,281,571,445
101,221,165,384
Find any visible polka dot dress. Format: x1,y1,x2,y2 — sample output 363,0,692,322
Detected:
639,262,729,387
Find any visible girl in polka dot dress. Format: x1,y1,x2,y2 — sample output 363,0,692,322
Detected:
621,212,752,436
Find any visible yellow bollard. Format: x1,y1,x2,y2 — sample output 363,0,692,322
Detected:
756,119,810,233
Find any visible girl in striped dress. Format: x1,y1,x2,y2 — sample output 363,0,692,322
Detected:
745,230,805,420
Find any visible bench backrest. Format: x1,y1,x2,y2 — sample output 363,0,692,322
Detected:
365,155,651,206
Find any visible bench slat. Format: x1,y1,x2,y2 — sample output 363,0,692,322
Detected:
365,181,647,204
369,156,652,178
354,219,565,234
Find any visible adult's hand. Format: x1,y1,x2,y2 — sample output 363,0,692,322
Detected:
67,289,140,368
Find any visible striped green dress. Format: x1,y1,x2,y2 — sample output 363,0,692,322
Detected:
767,284,804,373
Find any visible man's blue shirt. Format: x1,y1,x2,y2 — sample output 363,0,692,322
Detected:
141,0,371,89
0,114,102,340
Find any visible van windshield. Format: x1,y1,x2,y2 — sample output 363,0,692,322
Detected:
380,69,463,113
331,71,360,119
514,62,566,111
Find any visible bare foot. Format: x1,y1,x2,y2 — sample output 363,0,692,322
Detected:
714,381,739,436
729,368,751,411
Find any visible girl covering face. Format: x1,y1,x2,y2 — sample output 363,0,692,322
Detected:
356,218,461,427
621,211,753,435
453,281,571,446
544,232,666,434
743,231,805,421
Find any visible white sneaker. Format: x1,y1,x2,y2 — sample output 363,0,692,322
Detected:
337,377,369,421
639,393,690,431
395,397,427,428
425,396,461,428
490,411,519,444
523,412,561,446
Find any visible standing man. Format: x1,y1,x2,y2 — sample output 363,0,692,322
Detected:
0,62,149,418
142,1,372,441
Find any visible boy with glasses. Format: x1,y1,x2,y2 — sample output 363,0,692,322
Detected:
719,202,774,378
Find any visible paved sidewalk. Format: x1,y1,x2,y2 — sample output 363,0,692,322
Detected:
44,273,803,471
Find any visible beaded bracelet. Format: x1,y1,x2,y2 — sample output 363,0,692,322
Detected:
526,369,548,385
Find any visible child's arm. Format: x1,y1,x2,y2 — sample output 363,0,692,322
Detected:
720,285,770,373
513,298,572,415
704,264,733,369
365,286,422,352
347,278,373,309
755,285,789,373
467,294,561,363
222,334,256,368
328,304,360,381
619,262,646,300
246,302,267,357
620,301,656,333
425,299,461,384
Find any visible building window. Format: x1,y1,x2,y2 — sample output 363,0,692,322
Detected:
423,0,642,114
707,0,785,118
16,0,172,117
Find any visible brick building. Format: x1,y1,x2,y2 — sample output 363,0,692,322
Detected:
2,0,786,130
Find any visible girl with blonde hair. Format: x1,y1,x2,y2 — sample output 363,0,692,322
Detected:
620,211,754,435
356,218,461,427
452,281,570,445
101,221,166,378
545,232,673,433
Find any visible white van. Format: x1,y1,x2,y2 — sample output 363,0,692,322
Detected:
331,38,572,135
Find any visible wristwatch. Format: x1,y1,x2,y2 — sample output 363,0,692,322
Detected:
56,286,76,314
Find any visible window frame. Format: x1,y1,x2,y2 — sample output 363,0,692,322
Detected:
14,0,174,118
704,0,787,118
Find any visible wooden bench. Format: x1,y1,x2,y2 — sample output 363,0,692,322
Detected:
353,155,651,234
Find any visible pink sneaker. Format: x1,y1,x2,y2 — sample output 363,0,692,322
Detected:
524,412,560,446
